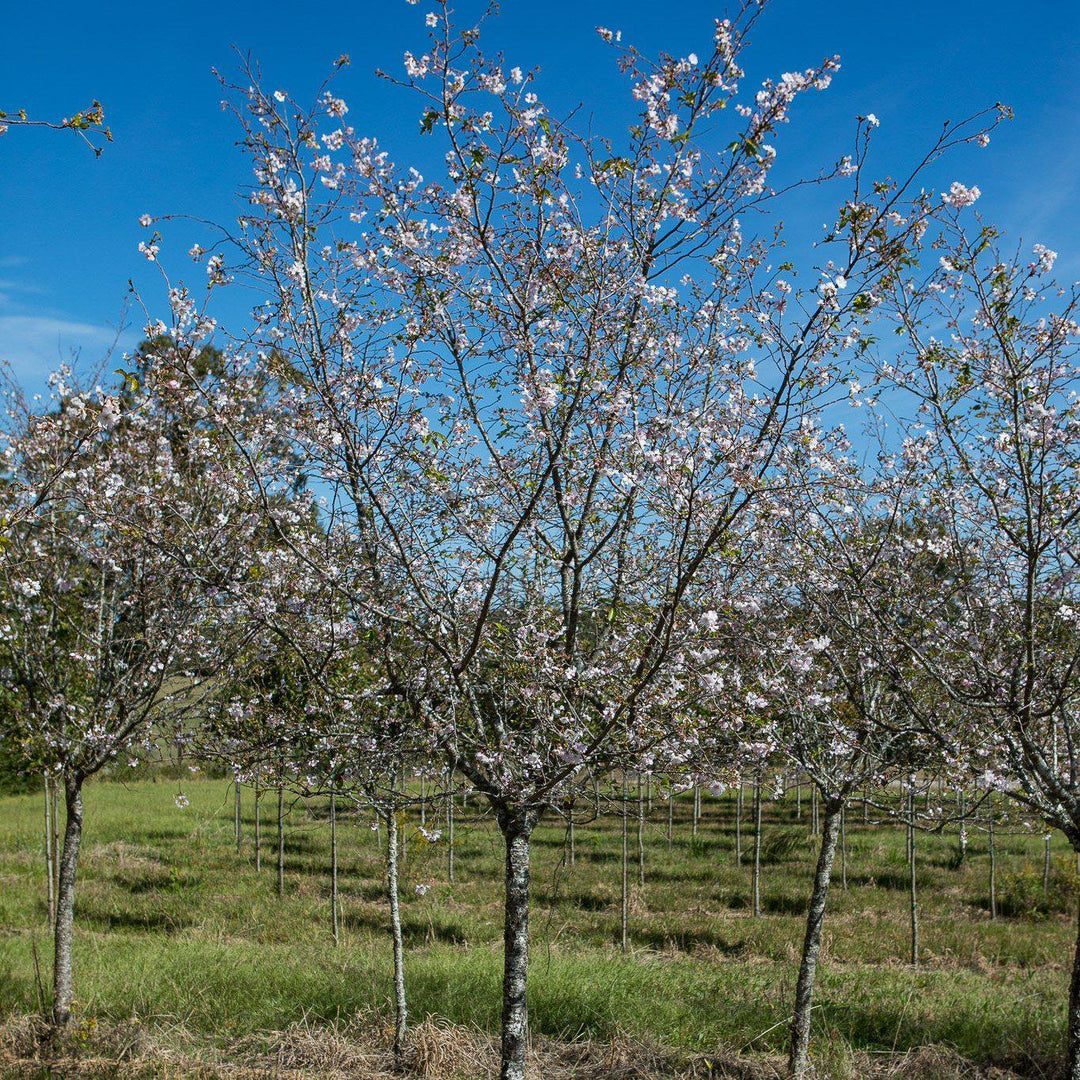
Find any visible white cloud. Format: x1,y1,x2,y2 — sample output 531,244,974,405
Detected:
0,315,137,386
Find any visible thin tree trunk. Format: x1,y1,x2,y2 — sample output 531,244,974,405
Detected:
788,800,842,1079
989,793,997,920
811,786,819,836
234,782,242,855
621,774,630,953
637,773,645,888
1045,833,1052,893
330,791,340,946
840,806,848,891
736,780,743,866
386,810,408,1061
692,784,700,838
44,775,55,929
908,780,918,967
254,783,262,873
51,780,59,911
446,780,455,884
958,788,968,865
420,775,426,829
496,808,537,1080
796,776,802,820
276,786,285,900
52,773,83,1028
667,789,674,849
1067,894,1080,1079
752,774,762,918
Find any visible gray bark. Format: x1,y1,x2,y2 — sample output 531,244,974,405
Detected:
234,782,242,854
908,781,918,967
840,806,848,891
330,791,340,946
735,780,743,865
621,775,630,953
496,808,538,1080
254,783,262,873
44,775,55,928
386,811,408,1060
752,775,762,917
989,794,997,920
52,773,83,1028
446,779,455,884
276,786,285,899
1068,896,1080,1079
637,773,645,888
788,800,842,1079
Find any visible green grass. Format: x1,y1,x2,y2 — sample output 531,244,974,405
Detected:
0,776,1072,1074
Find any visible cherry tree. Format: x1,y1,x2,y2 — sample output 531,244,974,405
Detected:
143,3,1004,1073
0,365,258,1027
757,484,944,1077
872,210,1080,1075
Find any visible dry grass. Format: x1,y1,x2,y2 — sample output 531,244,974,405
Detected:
0,1011,1043,1080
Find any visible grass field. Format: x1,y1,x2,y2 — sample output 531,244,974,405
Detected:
0,776,1074,1077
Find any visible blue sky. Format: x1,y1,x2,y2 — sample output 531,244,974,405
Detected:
2,0,1078,392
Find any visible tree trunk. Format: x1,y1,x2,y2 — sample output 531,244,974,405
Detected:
840,806,848,891
637,773,645,888
254,783,262,873
1045,833,1052,893
385,810,408,1061
51,781,60,912
788,800,842,1079
1067,895,1080,1079
276,786,285,899
44,775,55,929
621,774,630,953
958,787,968,866
736,780,743,866
811,786,819,836
692,784,701,838
989,793,997,920
52,773,83,1028
234,782,242,855
330,791,340,946
496,808,538,1080
446,781,455,884
752,775,762,918
908,781,918,967
667,789,674,849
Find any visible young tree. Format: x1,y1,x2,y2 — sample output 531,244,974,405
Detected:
0,366,256,1027
149,5,1000,1074
879,212,1080,1075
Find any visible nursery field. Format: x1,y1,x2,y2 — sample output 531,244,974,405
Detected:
0,777,1074,1078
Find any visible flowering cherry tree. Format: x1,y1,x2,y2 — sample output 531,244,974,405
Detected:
759,473,945,1077
0,364,258,1027
870,210,1080,1074
141,3,1005,1073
